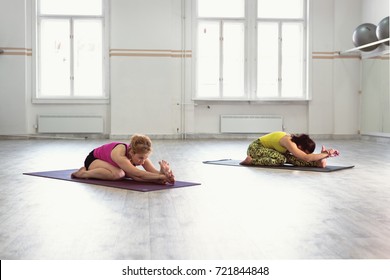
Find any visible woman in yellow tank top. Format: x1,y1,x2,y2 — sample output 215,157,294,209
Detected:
241,131,339,168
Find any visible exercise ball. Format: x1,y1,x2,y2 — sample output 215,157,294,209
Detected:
376,16,389,46
352,23,379,51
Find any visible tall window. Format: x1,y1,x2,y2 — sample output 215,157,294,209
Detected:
257,0,305,99
35,0,106,100
196,0,245,99
194,0,307,100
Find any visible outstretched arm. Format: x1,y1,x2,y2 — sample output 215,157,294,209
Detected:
111,145,168,184
143,159,175,184
281,137,339,162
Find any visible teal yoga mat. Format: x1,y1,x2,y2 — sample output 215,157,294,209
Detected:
203,159,354,172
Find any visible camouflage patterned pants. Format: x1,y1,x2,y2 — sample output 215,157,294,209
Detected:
247,139,318,167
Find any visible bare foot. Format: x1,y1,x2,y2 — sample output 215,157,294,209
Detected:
71,167,87,178
240,156,253,165
318,145,327,168
318,158,327,168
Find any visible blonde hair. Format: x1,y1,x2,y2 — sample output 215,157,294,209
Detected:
130,134,152,154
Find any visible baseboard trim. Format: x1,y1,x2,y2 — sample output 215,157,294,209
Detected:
0,133,365,141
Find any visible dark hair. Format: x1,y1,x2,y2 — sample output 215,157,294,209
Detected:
291,134,316,154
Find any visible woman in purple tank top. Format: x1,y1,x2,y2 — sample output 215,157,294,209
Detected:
72,134,174,184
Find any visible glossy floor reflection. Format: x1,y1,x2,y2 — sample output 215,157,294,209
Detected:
0,138,390,259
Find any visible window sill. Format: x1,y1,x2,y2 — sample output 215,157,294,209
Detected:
32,97,110,105
192,97,310,104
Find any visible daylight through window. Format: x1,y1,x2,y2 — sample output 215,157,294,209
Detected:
36,0,105,99
194,0,307,100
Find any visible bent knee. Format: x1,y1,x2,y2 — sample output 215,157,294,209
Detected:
111,170,126,180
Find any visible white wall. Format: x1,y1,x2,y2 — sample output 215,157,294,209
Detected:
360,0,390,134
332,0,362,135
309,0,362,136
109,0,363,137
1,0,387,138
362,0,389,23
0,0,110,136
0,0,28,134
109,0,187,137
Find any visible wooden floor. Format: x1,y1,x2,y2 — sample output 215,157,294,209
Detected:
1,137,390,260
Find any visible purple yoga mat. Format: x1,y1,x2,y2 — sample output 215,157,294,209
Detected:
24,169,201,192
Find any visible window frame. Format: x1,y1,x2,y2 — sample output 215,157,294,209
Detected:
195,18,247,100
32,0,109,104
192,0,308,101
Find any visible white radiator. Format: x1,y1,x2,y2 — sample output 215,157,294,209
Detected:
220,115,283,133
38,115,104,133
